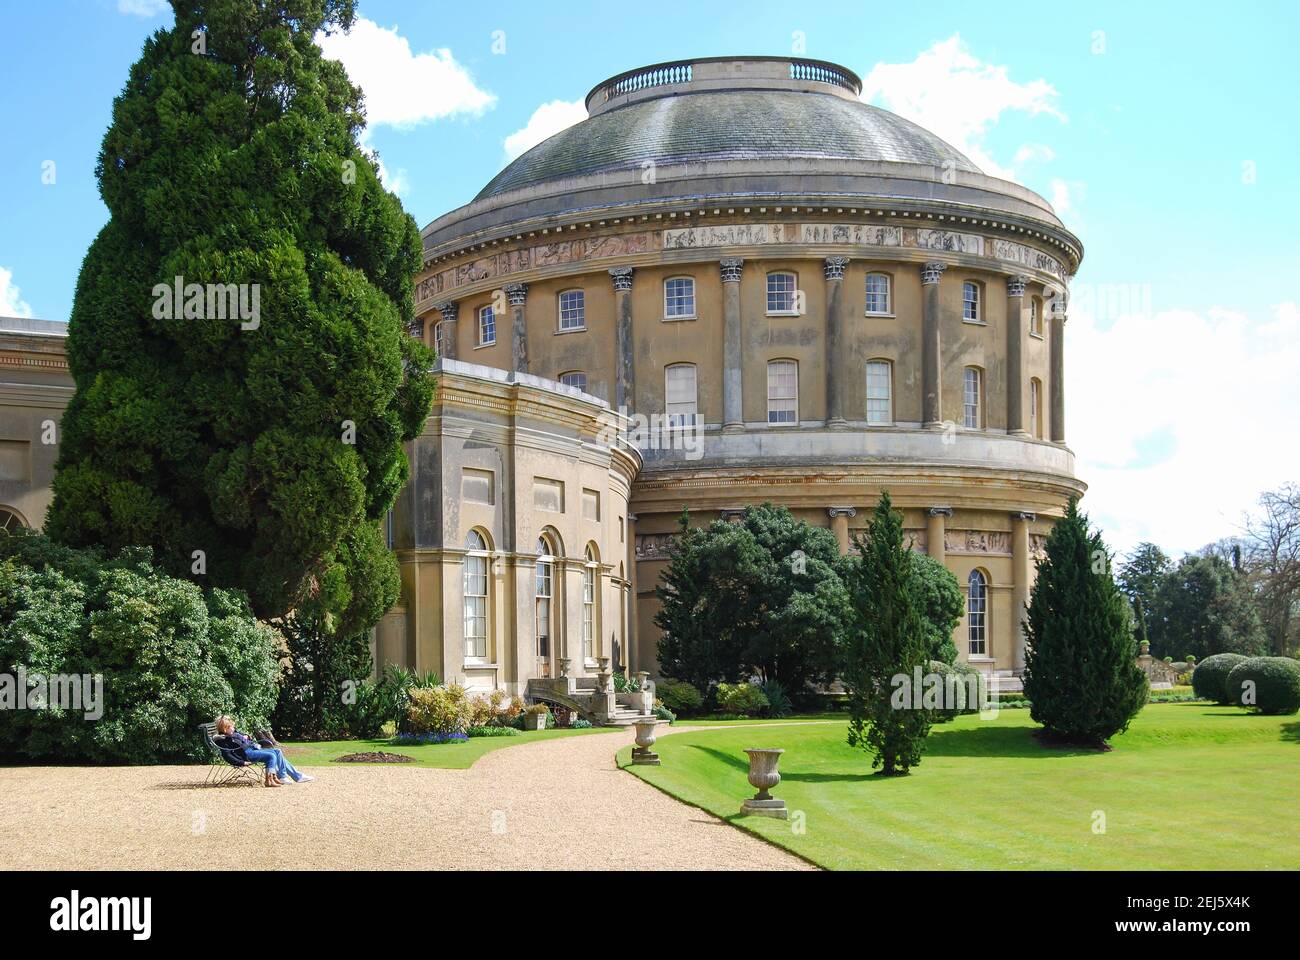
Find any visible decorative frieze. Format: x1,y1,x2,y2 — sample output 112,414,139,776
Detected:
634,533,679,560
915,229,983,255
945,529,1013,555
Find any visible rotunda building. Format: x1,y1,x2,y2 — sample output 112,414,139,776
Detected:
403,56,1085,691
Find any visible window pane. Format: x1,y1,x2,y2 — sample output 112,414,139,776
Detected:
766,273,797,313
963,282,980,321
665,364,698,426
665,278,695,318
866,274,890,314
767,361,798,424
479,306,495,344
560,371,587,392
559,290,585,330
866,361,891,424
964,368,981,428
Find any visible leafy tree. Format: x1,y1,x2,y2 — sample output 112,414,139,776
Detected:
1118,542,1170,647
655,505,851,695
0,533,278,763
45,0,433,649
841,492,931,775
1244,484,1300,656
1022,500,1148,746
908,552,964,664
1149,554,1267,660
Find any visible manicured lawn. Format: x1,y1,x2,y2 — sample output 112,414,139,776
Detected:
620,703,1300,870
286,727,607,770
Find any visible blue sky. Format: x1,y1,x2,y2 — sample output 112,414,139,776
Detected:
1,0,1297,556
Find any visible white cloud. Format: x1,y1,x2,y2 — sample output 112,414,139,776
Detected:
116,0,169,16
503,99,587,162
1068,298,1300,559
1014,143,1056,166
861,35,1065,181
1048,177,1085,219
0,267,34,318
315,18,494,130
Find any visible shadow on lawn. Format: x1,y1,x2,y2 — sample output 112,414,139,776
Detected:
1281,721,1300,744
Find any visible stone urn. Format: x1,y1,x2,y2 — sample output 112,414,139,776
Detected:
740,748,788,819
631,719,660,765
635,670,650,691
558,658,571,678
596,656,611,674
1138,640,1150,656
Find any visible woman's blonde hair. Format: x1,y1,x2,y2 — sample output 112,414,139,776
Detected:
215,715,234,733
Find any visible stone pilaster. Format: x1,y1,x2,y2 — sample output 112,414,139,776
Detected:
824,257,849,429
436,301,459,361
827,506,856,554
1049,291,1067,443
1006,276,1027,436
921,261,946,428
609,267,635,414
720,258,745,433
505,283,529,373
1011,511,1035,671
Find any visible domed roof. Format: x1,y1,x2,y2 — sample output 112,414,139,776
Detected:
476,59,981,202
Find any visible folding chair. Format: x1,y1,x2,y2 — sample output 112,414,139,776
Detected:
198,721,265,787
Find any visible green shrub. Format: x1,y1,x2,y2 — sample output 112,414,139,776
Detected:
466,725,520,738
350,666,441,739
1190,653,1248,704
404,684,472,737
715,682,769,717
0,534,279,763
1225,657,1300,715
655,677,704,715
652,702,676,724
927,660,986,722
467,689,525,729
758,679,793,718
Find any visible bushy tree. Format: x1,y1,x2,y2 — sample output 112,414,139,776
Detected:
908,552,964,664
841,492,931,775
1022,500,1148,746
0,533,278,762
1149,554,1267,660
1118,542,1170,649
655,505,851,695
45,0,433,647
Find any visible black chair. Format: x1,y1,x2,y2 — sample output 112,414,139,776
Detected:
198,722,266,787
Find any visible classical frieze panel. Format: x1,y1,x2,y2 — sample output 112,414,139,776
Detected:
945,529,1012,555
634,533,679,561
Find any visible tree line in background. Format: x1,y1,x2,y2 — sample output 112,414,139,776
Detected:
1118,483,1300,661
656,496,1148,773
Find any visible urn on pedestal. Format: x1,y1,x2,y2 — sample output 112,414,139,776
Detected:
632,719,660,765
740,748,788,819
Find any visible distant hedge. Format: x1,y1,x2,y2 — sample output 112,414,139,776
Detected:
1190,653,1248,704
1225,657,1300,715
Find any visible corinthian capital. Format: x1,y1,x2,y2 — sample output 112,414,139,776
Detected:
719,258,744,283
823,256,849,281
608,267,634,292
921,261,947,285
504,283,529,306
1006,275,1028,298
435,301,459,323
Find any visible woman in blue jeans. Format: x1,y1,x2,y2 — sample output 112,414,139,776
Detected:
214,716,314,787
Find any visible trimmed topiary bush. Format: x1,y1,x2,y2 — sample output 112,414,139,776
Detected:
1224,657,1300,715
1190,653,1248,704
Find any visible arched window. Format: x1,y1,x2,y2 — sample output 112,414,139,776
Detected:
767,360,798,424
665,363,697,427
478,305,496,346
463,530,490,661
0,507,28,534
766,272,799,314
559,371,587,392
865,272,891,315
962,281,981,322
968,570,988,657
1029,377,1043,439
963,366,983,429
558,289,586,331
664,277,696,319
582,545,599,661
535,536,555,673
865,360,893,425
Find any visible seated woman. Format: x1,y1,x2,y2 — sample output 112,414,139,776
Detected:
213,716,314,787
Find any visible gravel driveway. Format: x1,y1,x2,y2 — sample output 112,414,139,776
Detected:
0,725,813,871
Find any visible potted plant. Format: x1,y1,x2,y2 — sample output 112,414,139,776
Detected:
523,703,549,731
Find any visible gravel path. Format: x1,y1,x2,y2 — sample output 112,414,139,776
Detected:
0,725,813,871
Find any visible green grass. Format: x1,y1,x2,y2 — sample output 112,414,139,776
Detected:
285,727,606,770
619,703,1300,870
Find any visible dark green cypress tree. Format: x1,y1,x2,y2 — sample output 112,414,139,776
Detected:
1022,499,1148,745
842,492,931,775
45,0,433,640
